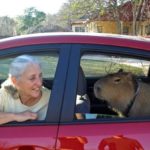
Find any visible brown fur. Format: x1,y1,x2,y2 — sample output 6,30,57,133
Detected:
94,71,150,117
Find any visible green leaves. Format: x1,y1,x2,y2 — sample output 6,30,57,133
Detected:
16,7,46,34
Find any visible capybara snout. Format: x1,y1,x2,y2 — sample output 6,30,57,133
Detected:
94,81,101,96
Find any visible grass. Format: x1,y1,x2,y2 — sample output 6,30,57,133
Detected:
81,59,144,77
0,56,145,79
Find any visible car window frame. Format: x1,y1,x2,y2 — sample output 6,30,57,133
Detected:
60,43,150,124
0,43,71,126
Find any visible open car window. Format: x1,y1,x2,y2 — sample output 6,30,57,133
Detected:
74,51,150,121
0,53,59,124
81,54,150,77
0,54,58,80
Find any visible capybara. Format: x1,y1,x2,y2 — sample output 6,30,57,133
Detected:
94,70,150,117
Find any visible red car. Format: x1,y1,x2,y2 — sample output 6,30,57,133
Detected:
0,32,150,150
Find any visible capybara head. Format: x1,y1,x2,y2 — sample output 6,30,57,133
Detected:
94,71,137,112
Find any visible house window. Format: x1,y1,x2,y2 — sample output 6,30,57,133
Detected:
140,25,143,35
75,27,85,32
123,26,129,34
97,26,102,33
145,25,150,35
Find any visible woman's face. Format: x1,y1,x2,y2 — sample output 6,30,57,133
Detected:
13,63,43,100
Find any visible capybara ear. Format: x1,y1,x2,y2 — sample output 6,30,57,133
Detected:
118,69,123,73
126,72,133,80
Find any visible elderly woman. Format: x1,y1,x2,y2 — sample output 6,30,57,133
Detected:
0,55,50,124
0,55,90,124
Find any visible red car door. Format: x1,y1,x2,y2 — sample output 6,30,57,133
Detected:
0,40,71,150
0,125,58,150
56,121,150,150
55,44,150,150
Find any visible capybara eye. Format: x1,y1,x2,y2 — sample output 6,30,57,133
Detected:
114,78,121,83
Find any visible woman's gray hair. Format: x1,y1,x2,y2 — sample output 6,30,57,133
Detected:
9,55,41,78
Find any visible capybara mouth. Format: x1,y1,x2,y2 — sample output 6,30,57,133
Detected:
94,93,107,103
94,87,105,100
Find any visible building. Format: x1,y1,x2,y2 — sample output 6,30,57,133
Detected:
71,1,150,36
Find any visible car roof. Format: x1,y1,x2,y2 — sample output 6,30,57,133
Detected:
0,32,150,50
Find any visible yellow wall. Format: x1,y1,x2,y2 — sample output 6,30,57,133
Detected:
72,19,150,36
87,20,150,36
87,21,134,34
87,21,118,33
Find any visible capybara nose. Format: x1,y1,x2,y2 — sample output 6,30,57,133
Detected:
95,85,101,92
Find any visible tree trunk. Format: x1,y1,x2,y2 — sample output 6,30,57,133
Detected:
131,0,146,35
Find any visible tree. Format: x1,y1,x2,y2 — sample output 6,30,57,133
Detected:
131,0,149,35
100,0,149,35
105,0,128,34
57,0,106,30
16,7,46,34
0,16,16,37
57,0,128,33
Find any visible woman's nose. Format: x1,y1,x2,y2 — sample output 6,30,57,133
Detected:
36,78,42,86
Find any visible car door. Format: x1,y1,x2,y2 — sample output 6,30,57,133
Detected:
0,44,71,150
56,43,150,150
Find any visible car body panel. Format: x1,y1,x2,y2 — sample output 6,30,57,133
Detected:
0,125,57,150
0,33,150,50
57,121,149,149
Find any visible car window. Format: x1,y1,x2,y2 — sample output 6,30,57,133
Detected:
74,52,150,121
0,53,59,124
37,55,58,79
81,54,150,77
0,54,58,80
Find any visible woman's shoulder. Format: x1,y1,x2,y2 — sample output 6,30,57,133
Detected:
0,79,18,99
41,86,51,97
